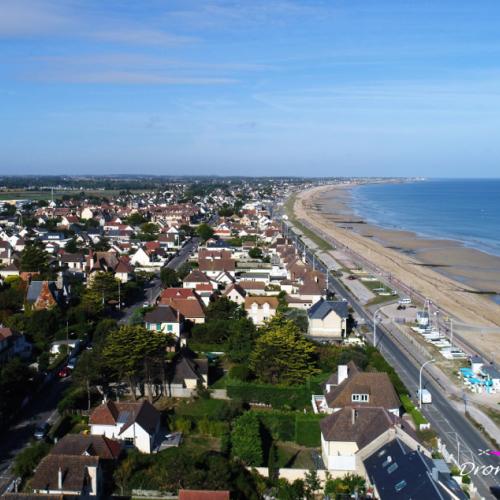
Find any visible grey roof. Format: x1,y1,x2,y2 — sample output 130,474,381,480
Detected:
308,298,349,320
363,438,467,500
26,280,60,304
144,305,179,323
483,364,500,379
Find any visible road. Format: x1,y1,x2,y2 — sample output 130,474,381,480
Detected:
0,375,71,494
119,237,199,325
286,223,499,499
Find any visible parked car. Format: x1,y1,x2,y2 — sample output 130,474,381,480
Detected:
34,422,49,440
67,358,77,370
58,366,71,378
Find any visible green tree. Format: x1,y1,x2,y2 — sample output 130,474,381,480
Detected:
304,470,321,499
140,222,159,236
64,237,80,254
196,223,214,241
250,316,319,385
226,318,257,363
231,412,263,466
102,325,170,400
13,441,51,479
126,212,146,226
160,267,180,287
248,247,263,259
206,297,245,322
19,243,48,273
72,350,103,410
82,272,120,314
268,443,279,483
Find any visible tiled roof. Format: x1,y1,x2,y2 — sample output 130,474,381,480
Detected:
51,434,121,460
144,305,179,323
179,490,230,500
184,269,211,283
308,298,349,320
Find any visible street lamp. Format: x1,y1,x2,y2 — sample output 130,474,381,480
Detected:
419,358,435,409
373,306,384,347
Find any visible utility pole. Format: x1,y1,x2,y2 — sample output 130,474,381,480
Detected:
419,358,435,409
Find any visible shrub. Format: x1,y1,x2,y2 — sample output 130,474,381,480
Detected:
231,412,263,466
57,387,87,413
229,364,252,382
13,441,51,479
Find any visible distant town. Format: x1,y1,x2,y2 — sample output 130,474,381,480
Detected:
0,175,497,499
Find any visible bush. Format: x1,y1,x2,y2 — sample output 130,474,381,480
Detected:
226,379,311,409
57,387,87,412
13,441,51,478
400,394,428,426
229,364,252,382
231,412,263,466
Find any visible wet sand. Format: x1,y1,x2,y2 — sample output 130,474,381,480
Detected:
295,184,500,362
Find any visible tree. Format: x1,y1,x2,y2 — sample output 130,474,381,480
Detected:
19,243,48,273
64,237,80,254
268,443,279,483
72,350,103,410
226,318,257,363
249,316,319,385
102,325,170,400
82,272,120,314
248,247,263,259
324,473,366,498
160,267,180,288
231,412,263,466
206,297,245,322
13,441,50,479
177,262,195,280
196,223,214,242
140,222,159,236
304,470,321,499
126,212,146,226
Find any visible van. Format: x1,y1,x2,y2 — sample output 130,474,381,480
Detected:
398,297,411,305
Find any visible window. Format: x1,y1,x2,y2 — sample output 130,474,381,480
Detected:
167,324,173,332
387,463,399,474
395,480,407,492
351,393,369,402
124,437,134,446
156,323,161,331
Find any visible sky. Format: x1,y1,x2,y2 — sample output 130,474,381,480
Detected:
1,0,500,178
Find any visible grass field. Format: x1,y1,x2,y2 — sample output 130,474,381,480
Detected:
0,189,145,201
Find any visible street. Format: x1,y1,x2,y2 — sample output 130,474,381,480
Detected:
0,376,71,494
287,223,499,499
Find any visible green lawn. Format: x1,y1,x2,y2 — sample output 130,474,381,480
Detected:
277,442,317,469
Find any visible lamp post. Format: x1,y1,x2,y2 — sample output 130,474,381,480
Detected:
419,358,435,409
373,306,384,347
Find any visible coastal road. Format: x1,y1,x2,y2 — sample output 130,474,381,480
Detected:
286,223,499,499
0,376,71,495
118,237,199,325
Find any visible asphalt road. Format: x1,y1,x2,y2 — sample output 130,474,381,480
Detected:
118,237,199,325
0,375,71,494
287,224,499,499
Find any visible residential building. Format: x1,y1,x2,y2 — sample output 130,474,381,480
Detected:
245,296,279,325
307,298,349,340
144,305,182,337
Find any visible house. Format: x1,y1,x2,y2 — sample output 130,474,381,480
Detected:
89,400,161,454
51,433,122,461
238,280,267,296
322,362,401,416
245,296,279,325
167,352,209,396
183,270,215,290
144,305,182,337
320,406,422,473
307,298,349,340
159,288,206,324
198,258,235,279
0,327,31,364
222,283,246,305
194,283,215,306
26,278,69,310
30,455,101,497
363,438,467,500
60,252,85,272
0,261,20,278
298,278,324,303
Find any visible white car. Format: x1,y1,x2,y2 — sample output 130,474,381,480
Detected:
398,297,411,305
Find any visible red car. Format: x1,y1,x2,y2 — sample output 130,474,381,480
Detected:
58,366,71,378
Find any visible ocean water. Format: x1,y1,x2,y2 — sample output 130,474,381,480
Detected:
351,179,500,258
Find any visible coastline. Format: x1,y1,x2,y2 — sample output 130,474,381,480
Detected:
294,184,500,362
318,184,500,300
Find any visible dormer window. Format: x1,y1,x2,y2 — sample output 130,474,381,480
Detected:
351,393,369,403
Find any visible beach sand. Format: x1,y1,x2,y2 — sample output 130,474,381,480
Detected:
294,184,500,362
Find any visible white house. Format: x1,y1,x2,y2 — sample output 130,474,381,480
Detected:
89,400,161,454
144,305,182,337
307,298,349,340
245,296,279,325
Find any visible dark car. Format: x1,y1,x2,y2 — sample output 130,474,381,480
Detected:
34,422,49,440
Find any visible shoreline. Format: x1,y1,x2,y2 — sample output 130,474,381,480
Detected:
294,184,500,363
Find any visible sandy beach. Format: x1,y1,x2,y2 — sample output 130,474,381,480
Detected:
294,184,500,362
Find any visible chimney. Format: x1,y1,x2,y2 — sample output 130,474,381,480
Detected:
338,364,349,385
58,467,63,490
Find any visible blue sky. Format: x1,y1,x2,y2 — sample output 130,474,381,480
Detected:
1,0,500,177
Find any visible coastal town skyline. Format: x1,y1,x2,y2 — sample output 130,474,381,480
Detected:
2,0,500,177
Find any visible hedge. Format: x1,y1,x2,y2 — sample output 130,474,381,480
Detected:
226,379,311,409
400,394,428,426
252,410,321,447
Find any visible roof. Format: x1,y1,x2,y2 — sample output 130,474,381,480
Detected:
320,407,396,448
170,354,208,384
162,297,205,319
363,438,467,500
161,288,197,299
179,490,230,500
223,283,246,297
198,259,235,272
90,400,160,435
144,305,179,324
325,370,400,410
244,296,279,309
51,434,121,460
184,269,211,283
30,454,99,493
238,280,266,290
308,298,349,320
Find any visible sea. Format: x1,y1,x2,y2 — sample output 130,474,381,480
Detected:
351,179,500,258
